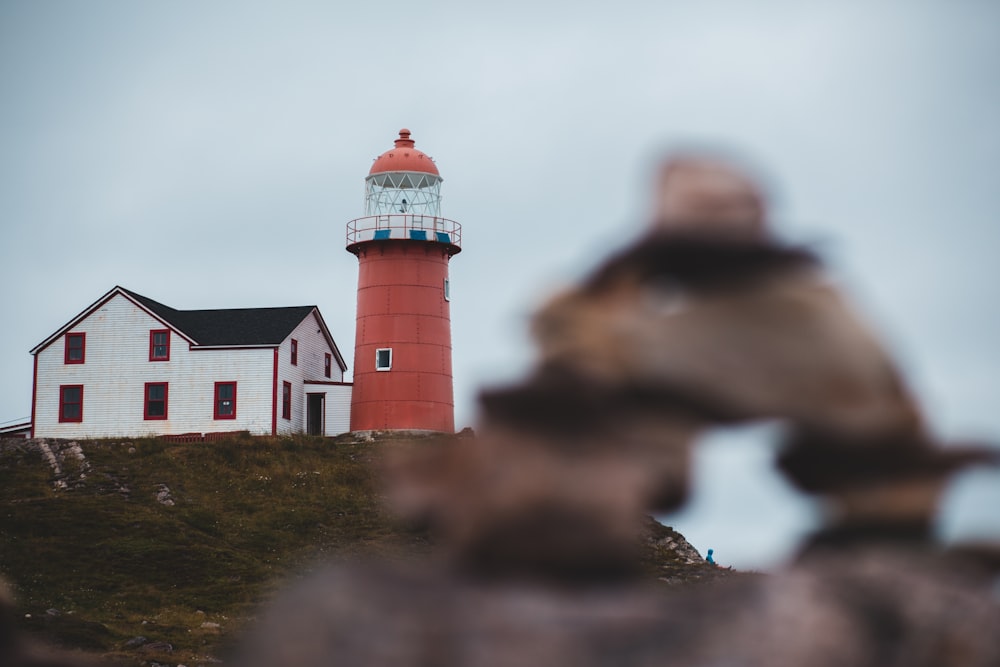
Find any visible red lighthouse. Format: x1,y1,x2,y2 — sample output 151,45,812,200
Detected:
346,129,462,432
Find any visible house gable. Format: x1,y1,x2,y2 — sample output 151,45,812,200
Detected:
274,310,351,435
31,286,197,357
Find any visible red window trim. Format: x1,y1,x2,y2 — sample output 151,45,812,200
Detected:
290,339,298,366
144,382,169,420
214,381,237,420
149,329,171,362
59,384,83,423
282,381,292,420
324,353,332,379
64,333,86,364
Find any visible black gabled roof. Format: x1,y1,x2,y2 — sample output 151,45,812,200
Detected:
119,287,317,346
32,286,348,371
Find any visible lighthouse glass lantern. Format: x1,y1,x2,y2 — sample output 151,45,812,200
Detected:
346,129,462,433
364,154,442,216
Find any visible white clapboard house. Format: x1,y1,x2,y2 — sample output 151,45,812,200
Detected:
29,286,352,439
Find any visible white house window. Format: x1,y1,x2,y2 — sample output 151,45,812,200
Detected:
144,382,168,420
64,333,85,364
149,329,170,361
282,381,292,420
214,382,237,420
376,348,392,371
59,385,83,422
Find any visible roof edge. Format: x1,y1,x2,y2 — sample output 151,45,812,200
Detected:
308,307,349,373
31,286,197,355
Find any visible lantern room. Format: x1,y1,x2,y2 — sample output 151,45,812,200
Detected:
365,129,442,217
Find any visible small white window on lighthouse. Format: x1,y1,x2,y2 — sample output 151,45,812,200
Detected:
444,278,451,302
376,348,392,371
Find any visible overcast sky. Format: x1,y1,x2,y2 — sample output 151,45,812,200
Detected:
1,1,998,569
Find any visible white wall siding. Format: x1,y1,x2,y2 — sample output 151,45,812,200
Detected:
276,311,344,435
325,384,352,435
176,347,275,435
34,294,276,438
302,382,352,436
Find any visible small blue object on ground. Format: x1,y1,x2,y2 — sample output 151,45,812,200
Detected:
706,548,715,565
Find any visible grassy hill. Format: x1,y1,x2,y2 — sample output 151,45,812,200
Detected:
0,433,730,666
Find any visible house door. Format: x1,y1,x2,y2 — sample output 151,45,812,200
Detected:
306,393,325,436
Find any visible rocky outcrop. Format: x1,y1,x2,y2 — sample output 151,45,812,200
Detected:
1,439,91,491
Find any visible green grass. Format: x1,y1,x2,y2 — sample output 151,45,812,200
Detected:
1,432,432,665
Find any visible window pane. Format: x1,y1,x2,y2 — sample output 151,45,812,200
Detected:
218,400,233,415
148,385,164,400
219,385,233,400
148,401,165,417
64,386,80,402
63,404,80,419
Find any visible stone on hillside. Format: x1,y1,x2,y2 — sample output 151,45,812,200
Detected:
155,484,175,506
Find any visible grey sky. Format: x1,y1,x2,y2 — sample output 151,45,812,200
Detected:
1,1,998,569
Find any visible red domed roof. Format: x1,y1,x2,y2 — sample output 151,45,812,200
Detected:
368,129,440,177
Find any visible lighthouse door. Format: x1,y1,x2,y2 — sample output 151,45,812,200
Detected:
306,393,325,436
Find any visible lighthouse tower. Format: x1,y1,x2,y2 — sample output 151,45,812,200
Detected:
346,129,462,432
